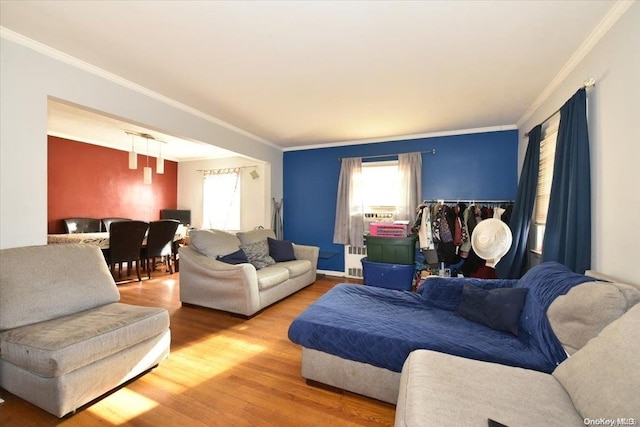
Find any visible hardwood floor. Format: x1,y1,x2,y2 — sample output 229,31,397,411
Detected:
0,271,396,426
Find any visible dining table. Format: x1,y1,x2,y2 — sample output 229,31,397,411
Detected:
47,225,188,250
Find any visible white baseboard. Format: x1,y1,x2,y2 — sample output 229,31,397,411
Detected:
317,269,346,277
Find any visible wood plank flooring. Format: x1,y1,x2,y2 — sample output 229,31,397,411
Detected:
0,270,396,426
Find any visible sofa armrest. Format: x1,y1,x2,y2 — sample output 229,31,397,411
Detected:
293,244,320,278
417,277,518,311
178,246,262,315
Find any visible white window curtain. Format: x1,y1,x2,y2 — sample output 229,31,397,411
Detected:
202,168,241,230
333,158,364,246
397,152,422,222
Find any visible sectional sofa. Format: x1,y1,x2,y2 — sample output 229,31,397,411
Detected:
289,263,640,410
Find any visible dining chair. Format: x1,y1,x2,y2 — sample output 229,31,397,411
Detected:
101,217,132,232
104,220,149,282
142,220,180,278
62,218,101,234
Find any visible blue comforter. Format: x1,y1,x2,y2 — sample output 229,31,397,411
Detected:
288,262,591,373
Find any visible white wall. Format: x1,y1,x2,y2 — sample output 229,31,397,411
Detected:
178,157,270,231
0,36,283,249
518,3,640,285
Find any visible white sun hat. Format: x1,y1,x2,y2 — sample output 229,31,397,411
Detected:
471,218,513,268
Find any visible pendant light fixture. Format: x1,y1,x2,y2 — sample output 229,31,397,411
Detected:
126,130,166,184
156,140,165,174
143,135,152,185
128,134,137,169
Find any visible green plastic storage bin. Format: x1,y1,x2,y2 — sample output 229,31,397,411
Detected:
364,235,417,265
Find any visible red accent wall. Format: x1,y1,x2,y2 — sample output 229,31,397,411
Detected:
48,136,178,234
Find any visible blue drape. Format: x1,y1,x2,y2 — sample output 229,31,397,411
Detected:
542,88,591,273
496,125,541,279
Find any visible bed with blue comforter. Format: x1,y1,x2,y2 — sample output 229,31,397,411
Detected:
288,262,591,375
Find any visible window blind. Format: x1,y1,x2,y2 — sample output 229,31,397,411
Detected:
534,118,559,224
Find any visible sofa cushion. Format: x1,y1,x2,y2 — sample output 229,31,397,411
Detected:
395,350,583,427
255,266,290,290
455,285,528,336
0,244,120,331
552,304,640,420
548,280,640,354
189,229,241,259
237,228,276,245
268,237,296,262
240,240,276,269
275,259,312,279
0,303,169,377
217,249,249,265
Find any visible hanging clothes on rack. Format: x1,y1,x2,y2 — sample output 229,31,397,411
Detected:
413,199,514,277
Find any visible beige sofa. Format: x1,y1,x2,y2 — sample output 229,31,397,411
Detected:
395,271,640,426
0,244,170,418
179,228,319,316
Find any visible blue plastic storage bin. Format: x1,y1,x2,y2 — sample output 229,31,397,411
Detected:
361,257,414,291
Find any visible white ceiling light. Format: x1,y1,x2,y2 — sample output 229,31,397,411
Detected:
143,134,152,185
157,140,164,174
128,133,137,169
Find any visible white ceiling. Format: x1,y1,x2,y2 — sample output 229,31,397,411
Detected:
0,0,625,155
47,99,238,162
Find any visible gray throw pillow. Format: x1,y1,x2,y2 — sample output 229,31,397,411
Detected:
240,240,276,270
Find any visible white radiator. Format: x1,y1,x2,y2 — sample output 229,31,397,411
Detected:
344,245,367,278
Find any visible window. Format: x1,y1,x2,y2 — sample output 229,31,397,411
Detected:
202,170,241,231
532,116,559,252
361,161,399,212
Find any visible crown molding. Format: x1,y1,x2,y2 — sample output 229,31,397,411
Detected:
283,124,518,152
516,0,635,128
1,27,280,151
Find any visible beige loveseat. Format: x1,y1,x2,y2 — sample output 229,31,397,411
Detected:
395,272,640,426
179,228,319,317
0,244,170,417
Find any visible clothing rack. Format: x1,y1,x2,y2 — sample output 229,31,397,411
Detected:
421,199,514,206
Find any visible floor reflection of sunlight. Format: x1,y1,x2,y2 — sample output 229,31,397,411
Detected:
86,389,158,425
167,334,267,386
160,278,176,288
86,333,265,424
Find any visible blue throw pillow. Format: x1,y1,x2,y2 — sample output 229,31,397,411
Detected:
455,284,529,336
418,277,517,311
217,249,249,265
267,237,296,262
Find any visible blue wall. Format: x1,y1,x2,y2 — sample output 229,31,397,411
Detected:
283,130,518,273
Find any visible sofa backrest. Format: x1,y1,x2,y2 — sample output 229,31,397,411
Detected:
236,228,276,245
189,229,241,259
547,280,640,354
552,303,640,420
0,244,120,331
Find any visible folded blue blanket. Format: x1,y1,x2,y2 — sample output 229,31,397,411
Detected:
288,262,591,373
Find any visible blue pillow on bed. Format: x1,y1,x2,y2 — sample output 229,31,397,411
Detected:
455,284,529,336
217,249,249,265
417,277,517,311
